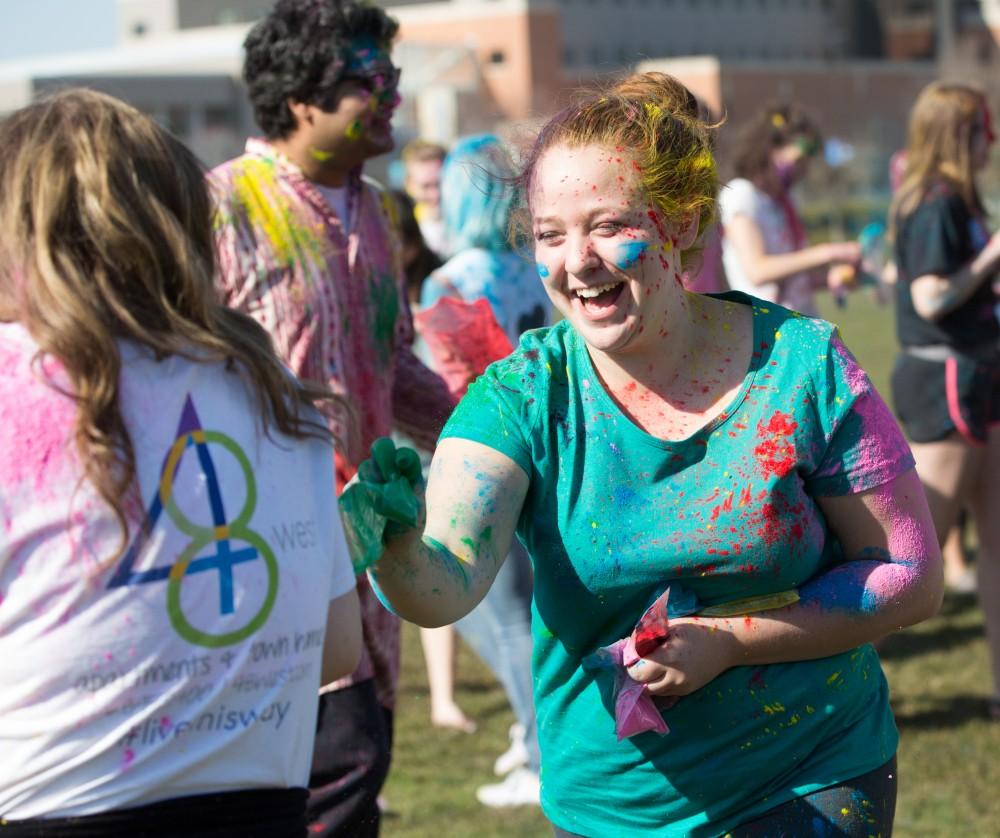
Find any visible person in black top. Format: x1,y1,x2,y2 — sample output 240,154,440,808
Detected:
891,81,1000,717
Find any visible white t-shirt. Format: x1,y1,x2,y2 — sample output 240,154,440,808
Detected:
0,323,355,819
719,177,817,316
315,183,349,230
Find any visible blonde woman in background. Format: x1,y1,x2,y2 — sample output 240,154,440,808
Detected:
890,81,1000,717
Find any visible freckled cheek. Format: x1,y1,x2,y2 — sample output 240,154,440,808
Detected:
590,240,620,267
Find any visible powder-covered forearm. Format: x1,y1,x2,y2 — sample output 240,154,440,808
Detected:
369,526,501,627
719,472,942,666
368,438,528,627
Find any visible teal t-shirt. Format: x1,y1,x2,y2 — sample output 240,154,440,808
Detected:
441,293,914,837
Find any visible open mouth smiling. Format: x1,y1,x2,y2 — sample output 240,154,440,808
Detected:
574,281,626,315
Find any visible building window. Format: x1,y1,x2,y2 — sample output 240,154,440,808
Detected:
167,105,191,136
204,104,235,131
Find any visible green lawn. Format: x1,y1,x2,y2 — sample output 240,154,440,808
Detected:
382,291,1000,837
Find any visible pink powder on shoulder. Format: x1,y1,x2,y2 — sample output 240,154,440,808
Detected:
0,339,79,499
830,334,911,486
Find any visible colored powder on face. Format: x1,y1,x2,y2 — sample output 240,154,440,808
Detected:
537,263,550,279
309,147,334,162
615,240,648,270
345,120,364,141
647,208,670,242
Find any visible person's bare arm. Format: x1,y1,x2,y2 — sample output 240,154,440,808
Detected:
910,233,1000,320
320,588,363,683
368,437,529,626
725,213,860,287
628,468,943,696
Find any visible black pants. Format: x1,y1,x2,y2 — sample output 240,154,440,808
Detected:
0,788,307,837
306,679,393,838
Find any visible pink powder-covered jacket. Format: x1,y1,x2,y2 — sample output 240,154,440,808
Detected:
211,139,452,708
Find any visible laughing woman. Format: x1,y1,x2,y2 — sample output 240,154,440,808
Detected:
361,74,942,836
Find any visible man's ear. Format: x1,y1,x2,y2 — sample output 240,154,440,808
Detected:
676,211,700,250
287,99,313,128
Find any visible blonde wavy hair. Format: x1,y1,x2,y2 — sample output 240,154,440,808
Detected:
0,88,336,556
891,81,988,233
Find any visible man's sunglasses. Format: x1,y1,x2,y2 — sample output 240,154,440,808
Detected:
338,66,402,96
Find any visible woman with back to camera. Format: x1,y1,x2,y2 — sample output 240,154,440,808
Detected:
890,81,1000,719
0,90,360,836
349,72,943,836
720,104,861,316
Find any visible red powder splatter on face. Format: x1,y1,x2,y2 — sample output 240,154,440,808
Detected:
753,411,798,479
744,615,753,629
647,209,670,241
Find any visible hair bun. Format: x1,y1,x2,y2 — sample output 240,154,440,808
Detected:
611,72,700,122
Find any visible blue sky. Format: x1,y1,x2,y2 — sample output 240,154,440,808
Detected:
0,0,118,62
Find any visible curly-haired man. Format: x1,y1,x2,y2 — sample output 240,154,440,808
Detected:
211,2,453,834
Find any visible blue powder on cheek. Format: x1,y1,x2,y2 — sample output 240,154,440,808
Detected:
537,263,550,279
615,240,648,270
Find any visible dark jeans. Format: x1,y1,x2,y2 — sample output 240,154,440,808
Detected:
306,679,393,838
0,788,307,837
552,756,897,838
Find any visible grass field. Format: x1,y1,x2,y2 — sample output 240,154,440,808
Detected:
381,291,1000,837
